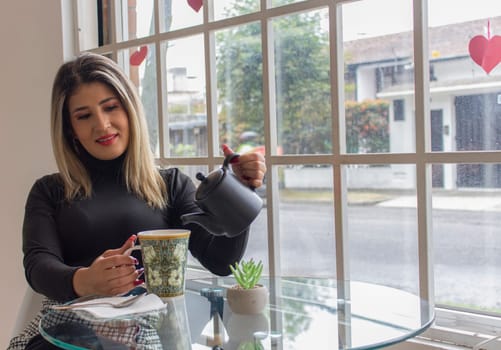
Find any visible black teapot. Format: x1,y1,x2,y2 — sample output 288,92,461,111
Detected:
181,153,263,237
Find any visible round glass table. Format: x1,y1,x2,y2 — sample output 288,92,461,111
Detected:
40,277,434,349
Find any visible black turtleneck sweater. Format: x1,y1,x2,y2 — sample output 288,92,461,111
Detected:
22,152,249,302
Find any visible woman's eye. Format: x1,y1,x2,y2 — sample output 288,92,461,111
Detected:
76,114,91,120
105,105,119,112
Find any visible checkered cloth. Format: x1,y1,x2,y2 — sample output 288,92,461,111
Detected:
8,297,167,350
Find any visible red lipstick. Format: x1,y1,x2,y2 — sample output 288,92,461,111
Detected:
96,134,118,146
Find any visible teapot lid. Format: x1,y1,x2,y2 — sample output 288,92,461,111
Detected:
195,169,224,200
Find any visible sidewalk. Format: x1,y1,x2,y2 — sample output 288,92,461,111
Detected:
281,189,501,212
378,194,501,211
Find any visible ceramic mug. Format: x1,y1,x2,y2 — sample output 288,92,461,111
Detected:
125,229,191,297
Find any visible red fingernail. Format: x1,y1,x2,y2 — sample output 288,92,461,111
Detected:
230,156,240,164
136,267,145,278
222,144,229,151
134,280,144,286
128,235,137,242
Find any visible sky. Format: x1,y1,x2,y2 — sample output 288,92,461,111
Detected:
342,0,501,40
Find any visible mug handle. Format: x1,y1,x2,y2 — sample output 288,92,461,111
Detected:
124,245,141,256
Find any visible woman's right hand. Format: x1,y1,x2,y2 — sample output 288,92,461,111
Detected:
72,235,143,297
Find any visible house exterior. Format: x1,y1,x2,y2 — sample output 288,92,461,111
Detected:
344,16,501,190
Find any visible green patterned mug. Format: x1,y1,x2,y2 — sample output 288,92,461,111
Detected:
126,229,191,297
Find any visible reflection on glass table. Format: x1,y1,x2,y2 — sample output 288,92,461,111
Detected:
187,277,434,350
40,295,191,350
40,277,434,350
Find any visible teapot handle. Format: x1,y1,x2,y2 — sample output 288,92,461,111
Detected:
223,152,258,191
223,153,240,169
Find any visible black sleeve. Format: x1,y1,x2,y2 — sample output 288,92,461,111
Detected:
22,175,80,302
163,168,249,276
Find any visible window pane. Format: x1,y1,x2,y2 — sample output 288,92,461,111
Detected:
163,35,207,157
279,165,336,277
433,164,501,314
212,0,260,21
342,0,414,154
273,9,332,155
433,157,501,189
216,23,264,153
116,0,155,42
171,165,209,270
347,164,419,294
118,44,159,156
428,2,501,152
243,205,268,271
160,0,202,32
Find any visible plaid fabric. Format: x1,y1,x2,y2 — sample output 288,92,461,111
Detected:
8,297,167,350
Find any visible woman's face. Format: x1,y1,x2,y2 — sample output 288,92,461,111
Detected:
68,82,130,160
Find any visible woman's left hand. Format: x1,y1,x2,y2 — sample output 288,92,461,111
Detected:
72,235,142,297
223,144,267,188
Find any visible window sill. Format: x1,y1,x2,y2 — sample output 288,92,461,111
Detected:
416,325,501,350
386,337,469,349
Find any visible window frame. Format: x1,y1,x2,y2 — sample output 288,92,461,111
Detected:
73,0,501,347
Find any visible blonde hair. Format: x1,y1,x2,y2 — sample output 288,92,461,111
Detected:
50,52,167,208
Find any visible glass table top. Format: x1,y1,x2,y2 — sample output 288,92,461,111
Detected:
40,277,434,350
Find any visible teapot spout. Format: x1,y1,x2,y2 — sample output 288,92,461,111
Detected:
181,212,226,236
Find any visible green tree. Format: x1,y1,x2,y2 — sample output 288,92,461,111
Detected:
216,1,331,154
217,21,264,147
274,11,331,154
216,2,390,155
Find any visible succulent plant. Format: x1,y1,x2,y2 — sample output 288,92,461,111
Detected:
229,259,263,289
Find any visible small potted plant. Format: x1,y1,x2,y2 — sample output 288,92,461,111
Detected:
226,259,268,315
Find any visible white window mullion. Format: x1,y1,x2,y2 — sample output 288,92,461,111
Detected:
330,2,349,285
262,0,281,279
153,0,166,160
413,0,435,314
204,2,217,167
331,4,353,346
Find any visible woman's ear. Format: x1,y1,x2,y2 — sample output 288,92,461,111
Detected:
63,127,79,153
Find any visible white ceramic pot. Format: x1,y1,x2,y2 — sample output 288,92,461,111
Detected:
226,284,268,315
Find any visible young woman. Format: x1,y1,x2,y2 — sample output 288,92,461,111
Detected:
8,52,266,350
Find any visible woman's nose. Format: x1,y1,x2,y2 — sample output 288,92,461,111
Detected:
94,110,111,130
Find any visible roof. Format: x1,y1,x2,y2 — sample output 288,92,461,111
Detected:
344,16,501,65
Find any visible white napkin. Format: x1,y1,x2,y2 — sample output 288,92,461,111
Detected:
71,293,166,319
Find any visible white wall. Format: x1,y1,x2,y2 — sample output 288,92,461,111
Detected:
0,1,68,347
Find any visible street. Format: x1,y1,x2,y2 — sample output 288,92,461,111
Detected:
245,201,501,313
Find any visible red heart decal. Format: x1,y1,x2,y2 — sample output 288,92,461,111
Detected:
130,46,148,66
187,0,203,12
468,35,501,74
